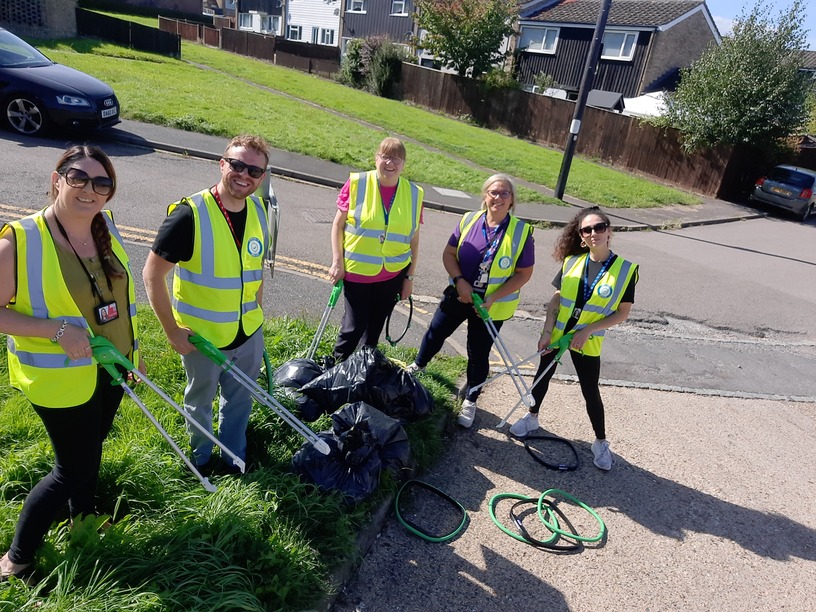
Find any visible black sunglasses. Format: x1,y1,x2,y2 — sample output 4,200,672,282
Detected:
579,222,609,236
223,157,265,179
59,169,114,196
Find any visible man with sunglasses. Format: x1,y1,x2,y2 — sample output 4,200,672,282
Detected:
143,134,271,476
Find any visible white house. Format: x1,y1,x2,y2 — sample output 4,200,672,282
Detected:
286,0,341,45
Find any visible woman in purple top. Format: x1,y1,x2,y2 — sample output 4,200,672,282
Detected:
406,174,535,428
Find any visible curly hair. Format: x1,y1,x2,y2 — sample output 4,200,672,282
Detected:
224,134,270,166
553,206,612,261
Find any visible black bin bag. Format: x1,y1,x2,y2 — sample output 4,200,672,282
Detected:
299,346,434,421
272,358,325,422
291,401,414,504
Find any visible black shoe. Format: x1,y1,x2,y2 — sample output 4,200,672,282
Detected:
195,456,220,478
214,460,243,476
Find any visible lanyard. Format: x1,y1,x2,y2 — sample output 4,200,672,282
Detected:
211,184,242,249
583,253,615,302
54,214,107,301
378,180,399,226
479,214,508,271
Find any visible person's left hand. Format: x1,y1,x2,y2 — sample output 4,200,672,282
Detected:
570,328,593,351
482,295,496,312
400,277,413,300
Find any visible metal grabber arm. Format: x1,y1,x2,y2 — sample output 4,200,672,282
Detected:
306,280,343,361
89,336,218,492
188,334,331,455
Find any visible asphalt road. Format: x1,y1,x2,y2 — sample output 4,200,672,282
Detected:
1,132,815,400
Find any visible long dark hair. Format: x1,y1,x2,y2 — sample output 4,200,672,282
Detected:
553,206,612,261
51,145,123,284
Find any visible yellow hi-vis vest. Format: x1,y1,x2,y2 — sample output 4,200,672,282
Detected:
455,211,532,321
171,189,269,348
552,253,638,357
343,171,423,276
6,210,139,408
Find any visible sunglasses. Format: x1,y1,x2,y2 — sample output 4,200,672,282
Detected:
487,190,512,199
579,222,609,236
223,157,266,179
59,169,114,196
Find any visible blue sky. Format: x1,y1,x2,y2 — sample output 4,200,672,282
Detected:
706,0,816,50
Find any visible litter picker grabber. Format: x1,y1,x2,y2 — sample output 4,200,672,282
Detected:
496,332,573,429
305,281,343,361
89,336,244,492
472,293,534,409
467,348,547,396
188,334,331,456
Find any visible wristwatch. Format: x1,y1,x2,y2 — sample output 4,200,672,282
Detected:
452,275,464,284
406,275,414,280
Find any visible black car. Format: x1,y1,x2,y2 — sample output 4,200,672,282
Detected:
0,27,119,136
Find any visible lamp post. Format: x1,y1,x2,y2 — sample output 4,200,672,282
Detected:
553,0,613,200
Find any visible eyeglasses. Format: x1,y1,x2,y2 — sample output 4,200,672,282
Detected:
579,222,610,236
377,154,404,165
223,157,266,179
487,190,512,199
59,169,114,196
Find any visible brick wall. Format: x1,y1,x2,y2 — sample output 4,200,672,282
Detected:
1,0,77,38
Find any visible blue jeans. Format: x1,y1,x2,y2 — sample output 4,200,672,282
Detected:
414,290,503,402
181,329,264,468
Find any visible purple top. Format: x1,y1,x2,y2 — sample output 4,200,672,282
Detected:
448,212,535,283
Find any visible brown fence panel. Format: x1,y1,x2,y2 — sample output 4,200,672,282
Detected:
221,27,250,56
245,32,276,62
202,26,220,48
158,16,177,34
276,52,311,72
178,22,200,42
77,9,180,58
275,39,340,61
311,58,341,76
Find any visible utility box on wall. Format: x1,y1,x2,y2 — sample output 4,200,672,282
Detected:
0,0,77,38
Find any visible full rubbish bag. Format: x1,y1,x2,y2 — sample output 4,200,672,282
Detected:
299,346,434,421
292,401,414,504
272,358,325,422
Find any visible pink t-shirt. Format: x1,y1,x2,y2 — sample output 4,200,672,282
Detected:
337,178,423,283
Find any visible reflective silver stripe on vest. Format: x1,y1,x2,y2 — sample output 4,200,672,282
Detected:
344,251,382,265
242,269,263,283
242,301,259,315
177,267,242,289
579,260,634,318
8,341,92,368
345,225,383,238
172,298,240,323
486,218,527,288
19,218,47,318
348,172,367,227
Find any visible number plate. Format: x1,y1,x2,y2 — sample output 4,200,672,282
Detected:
101,107,118,118
770,186,789,195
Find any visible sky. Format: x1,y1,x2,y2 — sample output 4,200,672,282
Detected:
706,0,816,51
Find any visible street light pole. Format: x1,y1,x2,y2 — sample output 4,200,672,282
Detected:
554,0,613,200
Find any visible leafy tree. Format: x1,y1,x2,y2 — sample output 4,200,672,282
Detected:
659,0,812,153
807,89,816,135
414,0,517,79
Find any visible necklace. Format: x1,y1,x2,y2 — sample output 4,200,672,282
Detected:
53,212,91,246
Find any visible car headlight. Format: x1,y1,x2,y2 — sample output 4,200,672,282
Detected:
55,95,91,107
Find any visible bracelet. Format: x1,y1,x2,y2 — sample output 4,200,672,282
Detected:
405,274,414,281
452,275,464,284
50,319,68,343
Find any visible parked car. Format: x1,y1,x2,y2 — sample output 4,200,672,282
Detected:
750,165,816,222
0,27,119,136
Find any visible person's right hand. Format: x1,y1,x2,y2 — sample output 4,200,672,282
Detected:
168,326,195,355
455,279,473,303
538,331,555,354
328,261,345,284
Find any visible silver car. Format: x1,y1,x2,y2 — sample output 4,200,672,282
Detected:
750,165,816,222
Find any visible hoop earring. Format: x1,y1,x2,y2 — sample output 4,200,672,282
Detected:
580,240,587,248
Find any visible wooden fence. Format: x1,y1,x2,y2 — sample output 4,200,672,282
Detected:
77,9,180,58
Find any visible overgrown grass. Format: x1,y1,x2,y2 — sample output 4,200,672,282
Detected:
29,15,700,208
0,308,465,610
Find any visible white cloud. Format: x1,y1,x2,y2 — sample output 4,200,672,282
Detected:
713,15,734,36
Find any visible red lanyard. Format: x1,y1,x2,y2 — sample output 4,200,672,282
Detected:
211,184,241,249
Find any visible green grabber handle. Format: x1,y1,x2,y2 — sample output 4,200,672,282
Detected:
550,332,573,363
188,333,229,367
328,279,344,308
471,293,490,322
90,336,135,384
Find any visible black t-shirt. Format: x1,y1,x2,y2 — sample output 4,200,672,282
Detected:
151,196,250,349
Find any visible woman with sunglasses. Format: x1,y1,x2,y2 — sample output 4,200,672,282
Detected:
405,174,534,428
509,206,638,471
0,145,140,581
328,137,423,361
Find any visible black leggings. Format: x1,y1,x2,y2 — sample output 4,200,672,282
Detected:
529,349,606,440
8,368,123,565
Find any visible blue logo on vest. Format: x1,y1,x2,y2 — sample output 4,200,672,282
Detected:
597,284,613,298
498,256,511,270
247,237,263,258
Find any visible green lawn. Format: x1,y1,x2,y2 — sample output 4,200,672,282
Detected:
29,13,701,208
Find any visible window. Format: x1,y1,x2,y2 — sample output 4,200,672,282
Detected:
346,0,367,12
261,15,280,35
312,28,336,45
391,0,407,14
311,27,319,44
238,13,253,30
601,31,637,60
519,26,559,54
287,25,302,40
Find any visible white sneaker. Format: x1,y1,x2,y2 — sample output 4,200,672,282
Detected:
405,362,424,375
457,400,477,427
509,413,539,438
591,439,613,471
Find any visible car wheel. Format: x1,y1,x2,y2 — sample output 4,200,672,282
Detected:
4,95,49,136
800,202,813,222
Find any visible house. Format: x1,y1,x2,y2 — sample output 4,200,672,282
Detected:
234,0,285,35
340,0,416,53
515,0,720,98
286,0,341,45
800,49,816,80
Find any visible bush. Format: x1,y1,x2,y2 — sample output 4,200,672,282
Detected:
338,38,366,89
534,71,555,91
480,67,520,91
339,37,411,98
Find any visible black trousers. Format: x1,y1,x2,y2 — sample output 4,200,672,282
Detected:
334,272,405,361
415,289,503,402
529,349,606,440
8,368,123,564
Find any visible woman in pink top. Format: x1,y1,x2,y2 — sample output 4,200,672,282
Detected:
328,138,424,361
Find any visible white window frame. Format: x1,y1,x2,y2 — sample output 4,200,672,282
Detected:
287,25,302,41
260,15,280,35
320,28,336,46
391,0,407,15
345,0,367,13
601,30,637,61
519,26,559,54
237,13,253,30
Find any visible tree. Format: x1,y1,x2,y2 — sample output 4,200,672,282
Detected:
414,0,517,79
659,0,812,153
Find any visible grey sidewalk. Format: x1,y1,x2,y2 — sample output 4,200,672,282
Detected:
101,119,766,229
